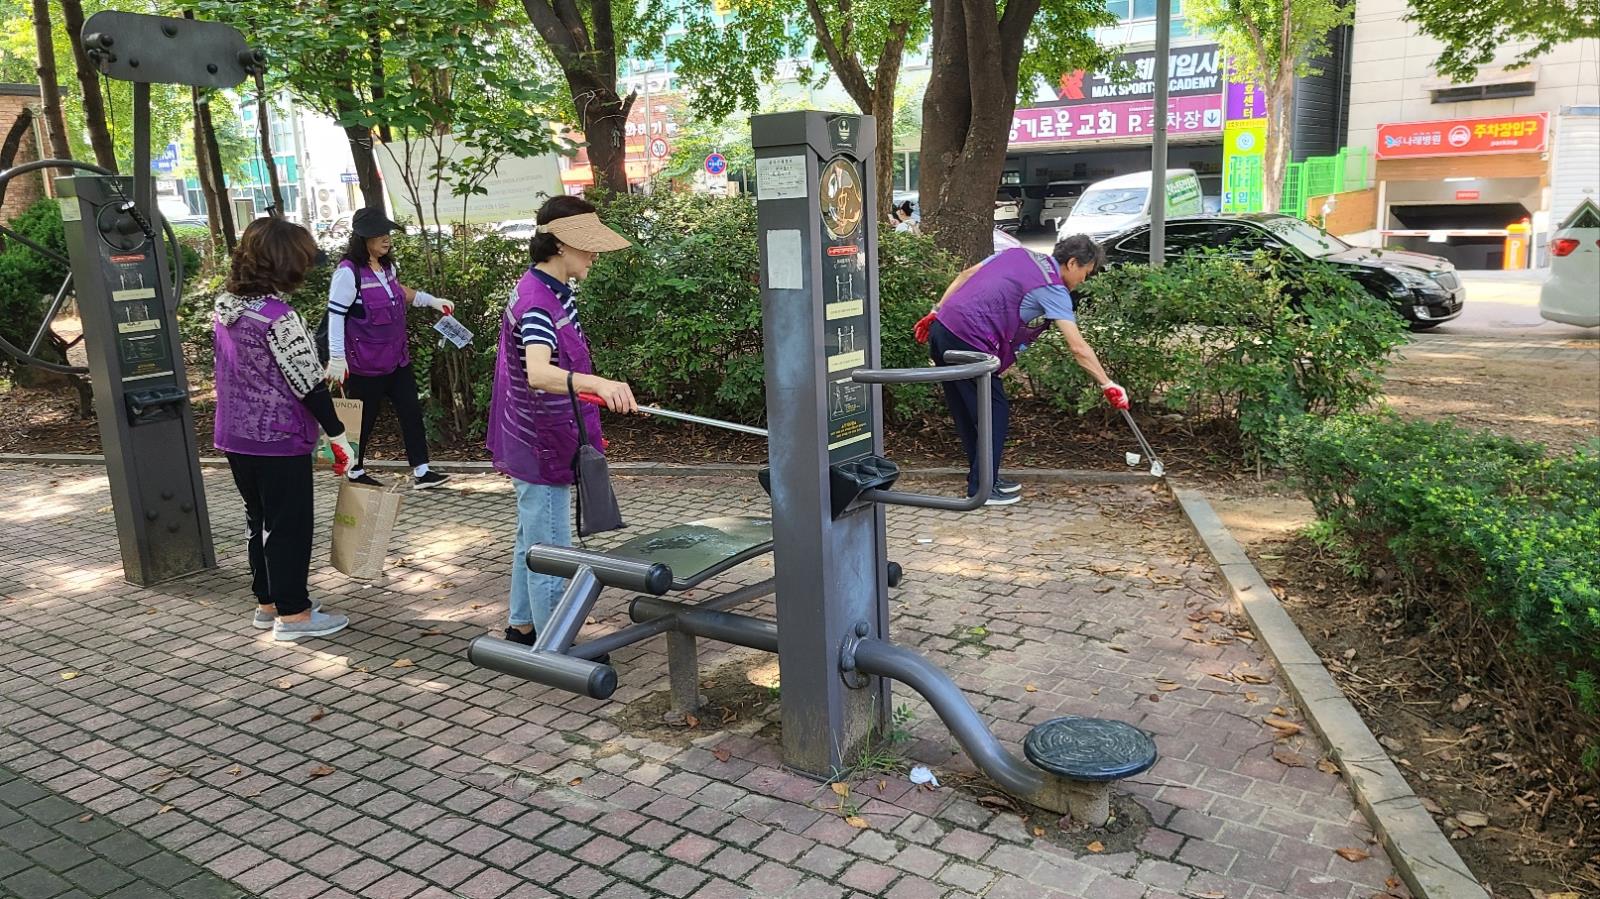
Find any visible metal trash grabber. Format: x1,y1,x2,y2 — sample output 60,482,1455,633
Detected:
578,393,768,438
1119,407,1165,478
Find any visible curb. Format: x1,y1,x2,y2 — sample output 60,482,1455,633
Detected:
0,453,1160,485
1170,486,1488,899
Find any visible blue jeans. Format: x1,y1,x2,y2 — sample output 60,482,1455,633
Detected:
509,479,571,630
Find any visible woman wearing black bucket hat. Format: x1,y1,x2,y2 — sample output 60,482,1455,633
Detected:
324,207,455,488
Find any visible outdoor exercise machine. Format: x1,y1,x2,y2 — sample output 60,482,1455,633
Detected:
468,110,1158,822
0,13,264,585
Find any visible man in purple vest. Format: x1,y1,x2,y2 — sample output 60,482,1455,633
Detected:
487,196,637,649
915,235,1127,506
214,218,355,641
324,208,455,489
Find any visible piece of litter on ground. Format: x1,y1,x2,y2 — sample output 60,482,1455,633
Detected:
1150,460,1165,477
1125,452,1142,467
917,538,933,544
908,766,940,788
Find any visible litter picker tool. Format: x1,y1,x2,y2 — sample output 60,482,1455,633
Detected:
578,393,768,438
1119,408,1165,478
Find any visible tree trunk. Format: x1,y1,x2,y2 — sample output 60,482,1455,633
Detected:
334,87,386,213
919,0,1035,265
571,76,634,194
253,77,286,215
870,90,899,222
31,0,71,161
60,0,116,171
191,86,223,248
195,91,237,251
1262,67,1296,214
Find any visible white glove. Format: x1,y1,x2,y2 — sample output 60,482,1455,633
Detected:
427,296,454,316
325,357,348,383
327,432,355,477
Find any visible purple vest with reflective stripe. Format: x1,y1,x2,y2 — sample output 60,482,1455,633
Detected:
340,259,410,376
213,296,318,456
486,269,605,486
936,248,1062,372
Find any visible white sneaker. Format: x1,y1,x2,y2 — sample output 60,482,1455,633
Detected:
251,599,321,630
273,611,350,641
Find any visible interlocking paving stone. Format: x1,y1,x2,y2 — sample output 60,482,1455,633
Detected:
0,464,1410,897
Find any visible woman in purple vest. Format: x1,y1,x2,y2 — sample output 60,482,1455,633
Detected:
487,196,637,647
914,235,1128,506
214,218,355,641
323,208,455,489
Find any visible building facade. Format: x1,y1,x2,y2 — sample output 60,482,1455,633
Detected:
1344,0,1600,267
0,84,46,223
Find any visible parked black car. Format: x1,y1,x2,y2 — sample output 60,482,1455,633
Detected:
1099,213,1464,329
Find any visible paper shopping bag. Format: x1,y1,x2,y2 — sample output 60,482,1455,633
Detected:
330,480,403,579
314,397,365,467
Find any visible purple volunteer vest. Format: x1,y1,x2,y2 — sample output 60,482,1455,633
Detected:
340,259,410,376
486,269,605,486
213,295,319,456
936,248,1064,372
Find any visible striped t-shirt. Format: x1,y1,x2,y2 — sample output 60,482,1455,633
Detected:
519,269,582,357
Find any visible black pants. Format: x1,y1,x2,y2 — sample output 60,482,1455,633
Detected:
345,363,429,470
225,452,314,615
928,320,1009,497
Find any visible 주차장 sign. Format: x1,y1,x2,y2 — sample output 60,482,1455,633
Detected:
1376,113,1549,159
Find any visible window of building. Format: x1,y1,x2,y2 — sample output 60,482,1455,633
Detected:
1430,82,1536,103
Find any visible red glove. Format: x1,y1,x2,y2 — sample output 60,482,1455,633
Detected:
914,311,937,344
328,433,354,477
1101,382,1130,411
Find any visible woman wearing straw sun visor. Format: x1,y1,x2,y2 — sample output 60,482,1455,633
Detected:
914,235,1128,506
487,196,638,648
324,207,455,489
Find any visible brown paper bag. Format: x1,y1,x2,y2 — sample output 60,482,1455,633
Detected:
330,480,403,579
315,397,365,467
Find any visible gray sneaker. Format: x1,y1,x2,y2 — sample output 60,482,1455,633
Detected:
251,600,322,630
983,489,1021,507
273,610,350,642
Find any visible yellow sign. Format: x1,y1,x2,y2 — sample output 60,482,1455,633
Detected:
1222,119,1267,213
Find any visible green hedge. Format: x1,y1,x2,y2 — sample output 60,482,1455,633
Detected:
1291,413,1600,713
1016,253,1409,460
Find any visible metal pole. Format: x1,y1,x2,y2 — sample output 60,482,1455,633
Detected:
133,82,152,217
1149,0,1171,267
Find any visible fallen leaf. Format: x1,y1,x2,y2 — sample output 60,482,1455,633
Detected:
1191,622,1207,632
1264,717,1302,736
1334,847,1369,863
392,658,416,669
77,815,93,823
1086,840,1105,853
309,708,326,723
60,672,78,680
1546,893,1582,899
977,795,1015,810
1378,736,1406,752
1025,684,1038,693
1243,691,1260,703
1192,892,1226,899
1317,758,1341,776
277,680,292,689
844,816,870,829
1457,811,1489,829
1272,706,1288,716
1450,694,1473,713
355,666,369,674
712,748,731,763
831,783,850,798
1420,797,1444,815
1157,683,1181,692
685,714,699,728
158,805,174,814
309,765,335,778
568,777,583,787
227,766,242,776
1272,748,1311,768
877,779,886,793
1239,673,1271,684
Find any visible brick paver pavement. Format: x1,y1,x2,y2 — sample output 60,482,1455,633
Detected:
0,464,1407,898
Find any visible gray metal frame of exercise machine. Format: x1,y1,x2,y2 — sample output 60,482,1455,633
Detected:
0,12,264,585
469,110,1120,817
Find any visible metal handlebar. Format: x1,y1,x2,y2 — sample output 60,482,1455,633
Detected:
852,350,1001,512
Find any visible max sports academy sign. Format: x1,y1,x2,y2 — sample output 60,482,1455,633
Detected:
1057,45,1223,105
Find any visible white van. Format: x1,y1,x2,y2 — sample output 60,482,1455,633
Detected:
1040,180,1092,231
1058,169,1205,242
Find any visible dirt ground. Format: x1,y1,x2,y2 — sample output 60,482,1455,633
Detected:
1206,335,1600,899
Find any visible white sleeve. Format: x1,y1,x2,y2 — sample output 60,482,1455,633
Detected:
327,266,356,360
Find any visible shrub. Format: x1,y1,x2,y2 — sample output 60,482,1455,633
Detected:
1015,252,1409,461
1290,413,1600,711
0,200,72,377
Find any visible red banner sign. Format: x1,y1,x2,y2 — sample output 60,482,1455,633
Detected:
1376,113,1548,159
1455,190,1480,201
